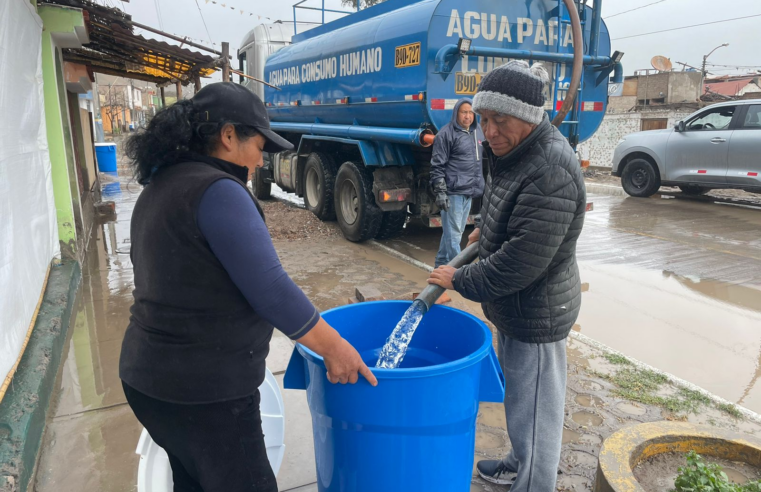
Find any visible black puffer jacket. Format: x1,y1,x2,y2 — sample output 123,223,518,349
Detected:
453,116,586,343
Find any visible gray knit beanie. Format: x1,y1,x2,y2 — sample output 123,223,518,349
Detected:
472,60,549,125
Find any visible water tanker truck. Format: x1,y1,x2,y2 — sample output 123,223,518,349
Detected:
238,0,624,242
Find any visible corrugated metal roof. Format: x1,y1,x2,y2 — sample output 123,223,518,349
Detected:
704,77,757,96
41,0,219,85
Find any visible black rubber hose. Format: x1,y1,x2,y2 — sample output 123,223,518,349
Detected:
415,242,480,313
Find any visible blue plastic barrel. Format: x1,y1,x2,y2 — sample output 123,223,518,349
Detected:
284,301,505,491
95,143,117,173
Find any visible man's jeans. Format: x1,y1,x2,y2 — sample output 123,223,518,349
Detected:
435,194,471,267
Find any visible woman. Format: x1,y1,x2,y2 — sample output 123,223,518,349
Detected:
119,82,376,492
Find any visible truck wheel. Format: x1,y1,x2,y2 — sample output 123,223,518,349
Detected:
304,153,337,221
375,211,407,240
251,167,271,200
334,162,382,242
678,185,710,196
621,158,661,197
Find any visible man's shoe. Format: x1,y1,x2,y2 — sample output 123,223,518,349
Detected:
477,460,516,485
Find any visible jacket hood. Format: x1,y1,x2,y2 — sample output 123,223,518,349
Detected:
452,98,478,132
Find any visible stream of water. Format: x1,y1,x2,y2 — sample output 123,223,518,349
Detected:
375,301,427,369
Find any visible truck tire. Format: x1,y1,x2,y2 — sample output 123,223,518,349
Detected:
621,158,661,198
375,211,407,240
251,167,271,200
678,185,710,196
334,161,382,242
304,153,337,221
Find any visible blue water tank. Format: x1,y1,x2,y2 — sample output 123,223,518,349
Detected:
95,143,118,173
264,0,612,142
284,301,505,491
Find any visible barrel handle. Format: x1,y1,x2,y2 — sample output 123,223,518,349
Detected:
283,345,309,391
479,348,505,403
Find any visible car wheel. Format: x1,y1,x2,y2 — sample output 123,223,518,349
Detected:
678,185,710,196
251,167,271,200
621,158,661,197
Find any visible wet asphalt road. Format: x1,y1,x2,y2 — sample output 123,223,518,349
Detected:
377,192,761,413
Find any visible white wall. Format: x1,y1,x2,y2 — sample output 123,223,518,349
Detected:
578,110,693,168
0,0,60,391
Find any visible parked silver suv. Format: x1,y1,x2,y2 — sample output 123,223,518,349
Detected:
612,100,761,197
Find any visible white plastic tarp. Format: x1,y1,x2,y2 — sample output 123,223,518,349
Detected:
0,0,60,391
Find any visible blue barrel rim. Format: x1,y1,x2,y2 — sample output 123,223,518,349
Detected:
296,301,494,380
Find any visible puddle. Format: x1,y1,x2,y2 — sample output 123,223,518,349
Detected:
563,428,582,444
571,411,603,427
478,403,505,429
565,450,598,468
476,429,506,450
577,262,761,412
557,473,591,491
575,394,604,408
577,379,605,392
579,433,602,446
616,401,647,416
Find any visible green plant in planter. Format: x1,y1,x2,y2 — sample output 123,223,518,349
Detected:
674,451,761,492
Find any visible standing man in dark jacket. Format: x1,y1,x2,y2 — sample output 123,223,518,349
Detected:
430,98,485,267
428,61,586,492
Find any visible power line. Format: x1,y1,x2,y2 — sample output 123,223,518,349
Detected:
153,0,164,30
606,0,667,19
193,0,215,46
612,13,761,40
706,63,761,69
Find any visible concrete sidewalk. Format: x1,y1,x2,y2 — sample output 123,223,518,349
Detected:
30,170,761,492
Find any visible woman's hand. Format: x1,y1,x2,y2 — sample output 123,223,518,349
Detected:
323,338,377,385
467,227,481,247
296,318,378,386
427,266,456,290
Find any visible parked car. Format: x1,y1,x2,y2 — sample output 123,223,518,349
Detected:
612,100,761,197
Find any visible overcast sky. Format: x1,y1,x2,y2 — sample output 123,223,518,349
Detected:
115,0,759,84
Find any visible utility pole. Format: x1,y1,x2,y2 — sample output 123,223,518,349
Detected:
222,42,230,82
176,81,182,100
702,43,729,81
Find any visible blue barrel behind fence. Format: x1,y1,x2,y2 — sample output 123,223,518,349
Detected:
284,301,505,492
95,143,117,173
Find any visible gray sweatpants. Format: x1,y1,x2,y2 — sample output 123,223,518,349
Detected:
498,333,567,492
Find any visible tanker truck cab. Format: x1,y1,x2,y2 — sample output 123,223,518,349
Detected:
240,0,622,242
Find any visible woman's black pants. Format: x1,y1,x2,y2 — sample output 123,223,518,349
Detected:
123,382,278,492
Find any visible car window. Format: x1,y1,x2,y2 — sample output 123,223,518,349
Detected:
742,105,761,130
686,106,736,131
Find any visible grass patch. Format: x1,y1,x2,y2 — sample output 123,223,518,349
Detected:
675,451,761,492
588,366,711,416
718,403,743,419
603,353,633,366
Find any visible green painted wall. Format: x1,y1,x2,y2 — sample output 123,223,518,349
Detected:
38,6,87,259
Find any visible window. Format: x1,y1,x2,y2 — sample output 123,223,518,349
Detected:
238,52,247,84
641,118,668,131
686,106,736,131
742,105,761,130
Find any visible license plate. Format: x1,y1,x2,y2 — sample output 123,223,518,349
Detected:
395,43,421,68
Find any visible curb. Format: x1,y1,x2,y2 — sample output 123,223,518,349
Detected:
0,261,81,492
368,240,761,426
585,182,627,197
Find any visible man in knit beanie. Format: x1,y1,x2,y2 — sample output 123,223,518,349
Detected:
428,60,587,491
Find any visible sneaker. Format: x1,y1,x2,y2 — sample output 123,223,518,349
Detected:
477,460,516,486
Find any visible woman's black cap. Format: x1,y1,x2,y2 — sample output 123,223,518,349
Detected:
191,82,294,153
